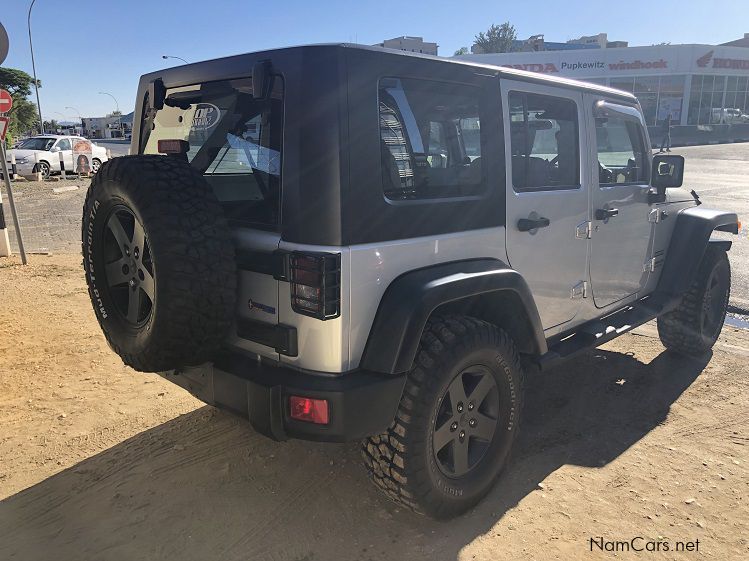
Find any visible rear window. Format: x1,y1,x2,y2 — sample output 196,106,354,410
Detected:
378,77,485,200
143,77,283,230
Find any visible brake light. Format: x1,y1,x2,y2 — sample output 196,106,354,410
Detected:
157,139,189,154
289,396,329,424
289,252,341,320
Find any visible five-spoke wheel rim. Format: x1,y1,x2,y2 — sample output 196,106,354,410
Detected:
432,366,500,478
103,206,155,326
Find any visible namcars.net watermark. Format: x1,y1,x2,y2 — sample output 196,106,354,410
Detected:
589,536,700,553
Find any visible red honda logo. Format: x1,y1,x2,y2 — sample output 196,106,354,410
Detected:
696,50,713,68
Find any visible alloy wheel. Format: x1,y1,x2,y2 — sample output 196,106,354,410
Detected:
432,366,500,477
102,206,155,326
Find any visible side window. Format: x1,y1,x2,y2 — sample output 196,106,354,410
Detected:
508,91,579,192
56,138,71,151
595,114,647,186
378,77,484,200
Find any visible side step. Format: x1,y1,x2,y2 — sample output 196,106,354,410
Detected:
538,298,665,372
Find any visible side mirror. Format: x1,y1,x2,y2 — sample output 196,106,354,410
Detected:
50,146,61,152
651,154,684,190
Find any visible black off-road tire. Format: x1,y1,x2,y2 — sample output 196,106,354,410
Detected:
657,247,731,356
362,316,524,519
82,155,236,372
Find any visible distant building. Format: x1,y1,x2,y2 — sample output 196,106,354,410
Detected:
721,32,749,48
375,36,438,56
82,111,133,139
486,32,628,53
456,42,749,127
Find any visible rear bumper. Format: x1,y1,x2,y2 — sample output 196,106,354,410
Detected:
160,352,406,442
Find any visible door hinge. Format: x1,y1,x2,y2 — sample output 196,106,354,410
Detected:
648,209,670,223
643,257,657,272
576,220,592,239
571,280,588,299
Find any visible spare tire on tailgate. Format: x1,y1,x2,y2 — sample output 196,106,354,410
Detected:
82,155,236,372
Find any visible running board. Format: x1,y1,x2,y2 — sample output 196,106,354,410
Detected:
538,298,665,372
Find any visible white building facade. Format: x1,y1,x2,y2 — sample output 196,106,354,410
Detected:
457,44,749,127
376,36,438,56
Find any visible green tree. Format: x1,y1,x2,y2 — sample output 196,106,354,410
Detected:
473,22,517,54
0,67,41,137
454,46,469,56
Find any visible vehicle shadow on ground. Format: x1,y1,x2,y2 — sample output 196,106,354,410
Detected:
0,347,710,561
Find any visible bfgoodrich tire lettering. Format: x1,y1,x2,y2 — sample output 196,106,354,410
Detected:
362,315,524,519
657,247,731,356
81,155,236,372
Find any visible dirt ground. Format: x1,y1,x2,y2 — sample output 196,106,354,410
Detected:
0,254,748,561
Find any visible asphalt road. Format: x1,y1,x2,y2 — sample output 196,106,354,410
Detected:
679,143,749,310
95,139,130,157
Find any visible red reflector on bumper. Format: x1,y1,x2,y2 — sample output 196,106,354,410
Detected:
289,396,329,424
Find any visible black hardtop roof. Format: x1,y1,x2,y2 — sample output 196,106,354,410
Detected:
141,43,637,103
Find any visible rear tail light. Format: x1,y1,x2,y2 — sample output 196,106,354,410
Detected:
157,139,189,154
289,396,329,424
289,252,341,320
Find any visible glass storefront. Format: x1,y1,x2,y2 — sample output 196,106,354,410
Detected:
688,75,749,124
584,74,749,126
609,75,685,126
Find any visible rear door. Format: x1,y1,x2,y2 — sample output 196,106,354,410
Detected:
585,97,653,308
501,79,590,330
141,76,285,360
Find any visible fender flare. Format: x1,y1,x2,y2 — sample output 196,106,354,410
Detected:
359,259,547,375
655,207,738,304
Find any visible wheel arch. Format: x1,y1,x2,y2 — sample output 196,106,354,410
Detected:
654,207,738,306
359,259,547,375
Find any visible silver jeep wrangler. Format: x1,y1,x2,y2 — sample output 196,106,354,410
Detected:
82,44,739,518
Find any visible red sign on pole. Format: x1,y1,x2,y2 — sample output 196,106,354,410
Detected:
0,116,8,140
0,89,12,114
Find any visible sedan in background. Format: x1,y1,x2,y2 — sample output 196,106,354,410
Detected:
7,135,109,178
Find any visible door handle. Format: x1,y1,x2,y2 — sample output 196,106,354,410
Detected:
594,208,619,220
517,217,550,232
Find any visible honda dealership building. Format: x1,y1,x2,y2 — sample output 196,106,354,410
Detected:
458,43,749,128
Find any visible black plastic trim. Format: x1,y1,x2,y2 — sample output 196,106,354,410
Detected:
360,258,547,374
236,248,290,280
164,352,407,442
236,318,298,356
652,207,738,307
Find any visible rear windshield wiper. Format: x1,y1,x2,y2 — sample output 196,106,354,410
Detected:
164,90,202,109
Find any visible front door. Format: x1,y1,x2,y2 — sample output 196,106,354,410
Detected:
54,138,74,171
502,80,589,330
585,97,654,308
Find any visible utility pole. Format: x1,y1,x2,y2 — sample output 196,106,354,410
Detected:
28,0,44,134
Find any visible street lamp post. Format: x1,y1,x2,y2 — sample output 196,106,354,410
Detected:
53,111,66,132
162,54,189,64
98,91,122,139
65,106,83,135
28,0,44,134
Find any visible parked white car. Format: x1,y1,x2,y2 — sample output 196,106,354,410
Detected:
7,135,109,178
711,107,749,124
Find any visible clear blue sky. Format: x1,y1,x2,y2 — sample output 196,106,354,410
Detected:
2,0,748,121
